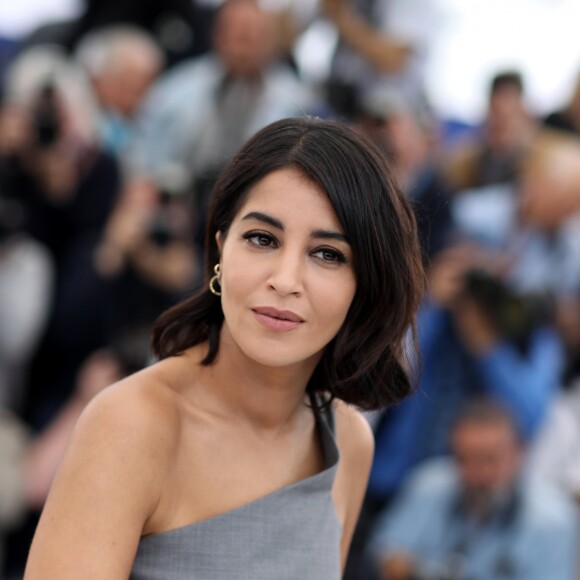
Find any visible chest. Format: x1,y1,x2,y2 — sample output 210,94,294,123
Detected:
132,410,343,580
132,473,342,580
145,417,327,535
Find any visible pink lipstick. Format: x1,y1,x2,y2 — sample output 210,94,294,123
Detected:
252,307,304,332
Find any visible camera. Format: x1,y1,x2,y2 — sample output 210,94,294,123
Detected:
147,164,191,248
462,269,553,348
33,79,61,149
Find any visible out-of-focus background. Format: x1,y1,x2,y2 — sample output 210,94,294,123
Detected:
1,1,580,578
5,0,580,121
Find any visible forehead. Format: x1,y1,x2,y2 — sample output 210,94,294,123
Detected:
218,1,274,32
233,168,344,231
453,422,516,451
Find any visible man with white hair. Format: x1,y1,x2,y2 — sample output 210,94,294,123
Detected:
129,0,317,199
76,26,164,158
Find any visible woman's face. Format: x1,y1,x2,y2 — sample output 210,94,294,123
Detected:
217,167,357,371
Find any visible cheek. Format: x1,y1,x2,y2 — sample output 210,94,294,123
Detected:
312,274,356,328
219,250,268,324
222,247,263,291
221,264,252,309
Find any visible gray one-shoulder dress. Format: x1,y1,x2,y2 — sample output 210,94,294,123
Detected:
130,404,342,580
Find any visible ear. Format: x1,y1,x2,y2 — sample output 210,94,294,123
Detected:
215,231,223,253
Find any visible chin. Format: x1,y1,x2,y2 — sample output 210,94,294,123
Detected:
220,320,326,371
238,337,323,371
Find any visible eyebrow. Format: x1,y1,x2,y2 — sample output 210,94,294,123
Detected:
241,211,349,244
311,230,349,243
242,211,283,230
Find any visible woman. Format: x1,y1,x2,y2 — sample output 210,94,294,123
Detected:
24,117,424,579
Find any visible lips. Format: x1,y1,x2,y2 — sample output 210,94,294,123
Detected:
252,307,304,332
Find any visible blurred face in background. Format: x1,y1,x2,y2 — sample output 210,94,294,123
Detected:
93,49,161,119
486,85,530,151
452,419,522,514
213,0,279,77
517,132,580,231
0,48,101,201
0,84,90,202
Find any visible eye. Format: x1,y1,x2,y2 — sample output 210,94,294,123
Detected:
311,247,347,264
243,231,278,248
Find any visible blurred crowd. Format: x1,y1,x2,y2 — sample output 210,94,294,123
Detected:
1,0,580,578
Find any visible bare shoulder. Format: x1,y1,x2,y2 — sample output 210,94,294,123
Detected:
24,359,186,579
79,361,183,452
333,400,375,468
53,357,189,512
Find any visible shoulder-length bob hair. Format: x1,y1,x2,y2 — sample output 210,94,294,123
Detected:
152,117,425,410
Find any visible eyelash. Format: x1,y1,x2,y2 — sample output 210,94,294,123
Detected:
243,231,277,249
312,248,347,264
242,231,348,265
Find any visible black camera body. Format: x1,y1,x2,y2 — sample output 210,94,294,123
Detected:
462,269,553,348
148,164,192,248
33,80,61,149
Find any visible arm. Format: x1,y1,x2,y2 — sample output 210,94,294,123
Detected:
322,0,412,73
94,178,198,291
333,402,375,571
421,243,491,360
129,239,198,292
473,327,563,438
24,379,177,579
443,256,562,439
379,555,417,580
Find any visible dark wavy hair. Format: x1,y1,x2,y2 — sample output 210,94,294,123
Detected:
151,117,425,410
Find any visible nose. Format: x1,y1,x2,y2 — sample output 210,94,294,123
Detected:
267,247,304,296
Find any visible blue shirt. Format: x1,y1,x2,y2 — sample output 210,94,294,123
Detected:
372,458,578,580
367,303,563,497
130,55,317,179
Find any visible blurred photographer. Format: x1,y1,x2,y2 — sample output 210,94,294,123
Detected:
0,46,123,428
428,242,555,358
93,173,199,349
371,399,577,580
0,46,118,252
95,170,197,285
366,238,564,512
346,239,565,580
443,71,538,192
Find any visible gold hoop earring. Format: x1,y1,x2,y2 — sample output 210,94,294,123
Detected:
209,263,221,296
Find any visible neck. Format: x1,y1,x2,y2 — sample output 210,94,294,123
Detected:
223,70,264,87
188,327,321,434
464,486,513,523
